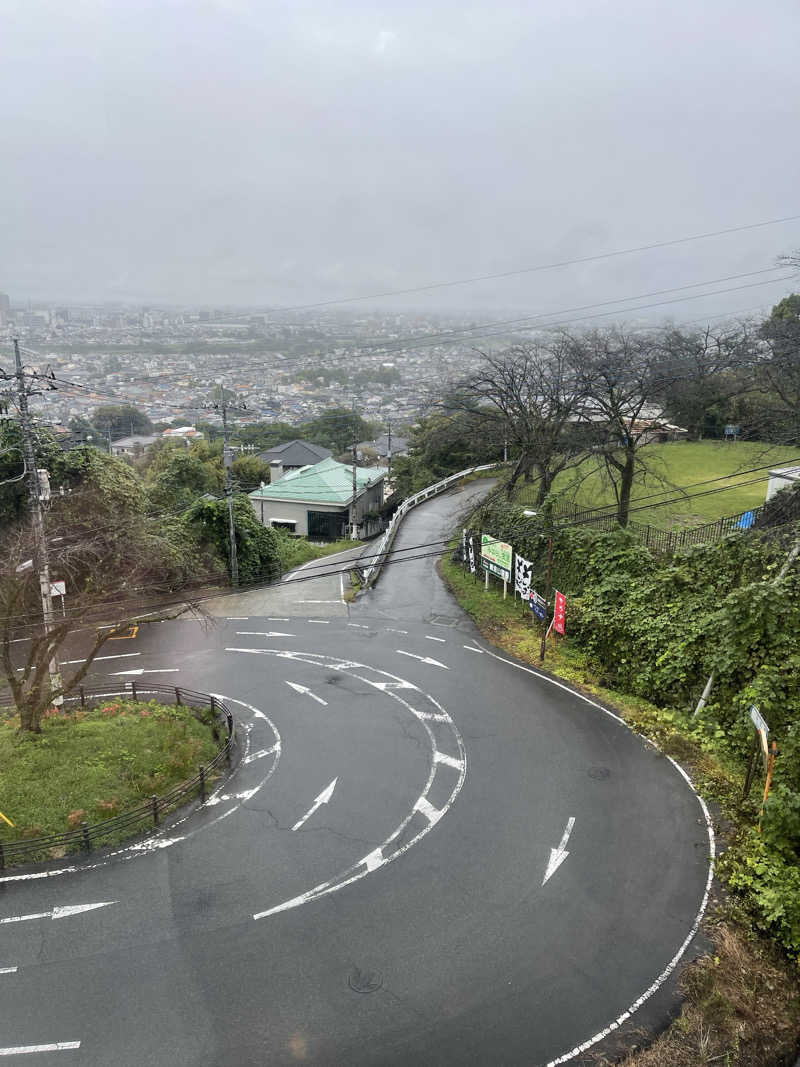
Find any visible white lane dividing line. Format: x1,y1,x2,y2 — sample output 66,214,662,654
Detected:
307,619,330,624
347,623,369,629
226,617,249,620
0,1043,81,1056
110,668,179,676
267,618,290,622
60,652,141,665
424,635,446,643
291,778,338,831
385,628,408,634
285,681,328,706
543,817,575,885
414,796,443,825
434,751,464,771
300,600,340,604
236,630,294,637
0,901,116,925
242,744,279,765
396,649,449,670
0,966,18,974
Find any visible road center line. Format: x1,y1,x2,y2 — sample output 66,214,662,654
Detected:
0,1043,81,1056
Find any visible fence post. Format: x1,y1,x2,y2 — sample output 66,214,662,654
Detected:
131,680,137,701
210,695,216,717
199,766,206,804
79,686,85,708
175,687,182,706
151,795,159,827
81,821,92,853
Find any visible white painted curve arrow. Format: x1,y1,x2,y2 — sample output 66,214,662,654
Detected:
285,680,328,706
292,778,338,831
0,901,116,925
396,649,449,669
543,817,575,885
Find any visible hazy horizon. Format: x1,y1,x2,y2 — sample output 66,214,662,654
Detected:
2,0,799,321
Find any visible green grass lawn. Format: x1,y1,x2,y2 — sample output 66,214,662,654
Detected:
275,535,362,572
0,699,220,843
514,441,800,529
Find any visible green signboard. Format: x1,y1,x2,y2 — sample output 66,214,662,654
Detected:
481,534,512,581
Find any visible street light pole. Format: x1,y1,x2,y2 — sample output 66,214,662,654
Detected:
13,339,63,705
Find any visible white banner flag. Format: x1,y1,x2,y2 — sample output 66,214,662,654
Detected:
467,536,476,574
514,553,533,599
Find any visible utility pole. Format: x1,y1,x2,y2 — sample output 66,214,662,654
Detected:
12,339,63,705
351,398,359,539
386,416,392,479
218,383,239,586
539,523,553,663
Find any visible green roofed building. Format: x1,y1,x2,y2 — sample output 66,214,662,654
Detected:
248,456,387,539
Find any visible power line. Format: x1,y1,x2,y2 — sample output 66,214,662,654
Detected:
261,212,800,313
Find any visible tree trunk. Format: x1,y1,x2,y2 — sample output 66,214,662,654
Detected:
505,453,528,498
535,466,552,505
616,449,636,527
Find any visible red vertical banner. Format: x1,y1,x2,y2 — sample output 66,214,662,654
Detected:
553,590,566,635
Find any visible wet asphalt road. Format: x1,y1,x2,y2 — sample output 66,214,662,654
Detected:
0,482,712,1066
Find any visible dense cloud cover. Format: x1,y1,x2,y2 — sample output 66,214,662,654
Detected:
1,0,799,316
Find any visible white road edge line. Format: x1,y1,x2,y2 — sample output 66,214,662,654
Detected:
470,639,716,1067
0,1043,81,1056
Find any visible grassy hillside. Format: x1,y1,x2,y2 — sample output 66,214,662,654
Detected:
514,441,799,529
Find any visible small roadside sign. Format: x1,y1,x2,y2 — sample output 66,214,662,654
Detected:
553,591,566,635
529,590,546,620
50,581,66,597
749,705,768,734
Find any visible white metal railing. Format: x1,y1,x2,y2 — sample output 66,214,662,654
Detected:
361,463,500,586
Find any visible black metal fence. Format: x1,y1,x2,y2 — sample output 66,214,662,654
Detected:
551,501,763,555
0,682,234,870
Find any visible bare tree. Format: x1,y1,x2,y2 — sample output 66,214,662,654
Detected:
566,327,683,527
458,337,588,503
1,490,211,733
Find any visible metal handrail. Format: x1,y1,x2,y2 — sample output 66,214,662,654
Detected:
0,682,234,870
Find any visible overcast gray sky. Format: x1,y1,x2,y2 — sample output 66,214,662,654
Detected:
1,0,799,320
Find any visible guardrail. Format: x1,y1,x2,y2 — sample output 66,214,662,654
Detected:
360,463,501,588
0,682,234,870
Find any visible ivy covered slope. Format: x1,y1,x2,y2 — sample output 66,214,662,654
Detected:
469,494,800,957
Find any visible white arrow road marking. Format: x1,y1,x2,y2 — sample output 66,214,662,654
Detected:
0,901,116,924
291,778,339,831
205,787,260,807
0,967,18,974
242,744,279,765
110,668,179,676
0,1043,81,1056
464,645,484,653
396,649,449,669
543,817,575,885
235,631,295,638
285,680,328,706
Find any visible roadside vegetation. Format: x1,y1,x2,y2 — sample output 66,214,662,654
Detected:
0,699,220,842
441,499,800,1064
272,534,359,573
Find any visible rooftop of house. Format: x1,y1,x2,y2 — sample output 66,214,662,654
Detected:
257,439,332,467
249,456,387,506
